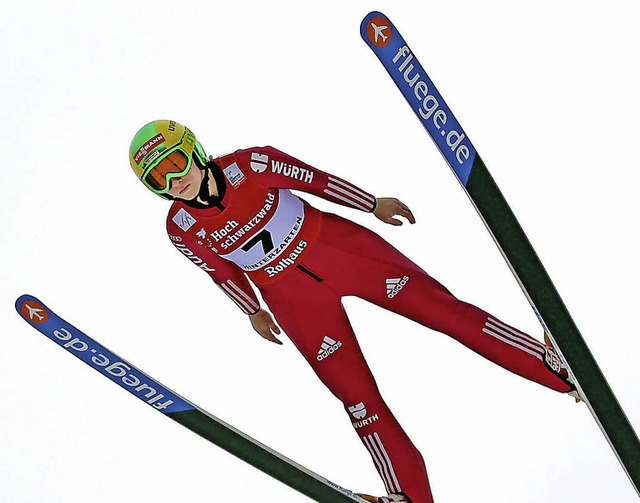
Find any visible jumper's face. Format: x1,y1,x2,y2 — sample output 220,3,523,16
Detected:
163,154,204,200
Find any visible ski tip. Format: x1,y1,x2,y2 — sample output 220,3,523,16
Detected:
360,11,395,49
16,294,40,310
361,11,389,30
15,295,50,325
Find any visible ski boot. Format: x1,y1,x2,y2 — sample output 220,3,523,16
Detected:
544,333,582,403
358,493,410,503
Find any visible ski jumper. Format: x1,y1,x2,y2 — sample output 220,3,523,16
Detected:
165,146,571,503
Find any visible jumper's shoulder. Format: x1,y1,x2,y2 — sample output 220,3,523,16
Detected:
229,146,295,179
233,145,286,163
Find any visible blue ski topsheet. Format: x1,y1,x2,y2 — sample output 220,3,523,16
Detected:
15,294,193,414
360,12,476,186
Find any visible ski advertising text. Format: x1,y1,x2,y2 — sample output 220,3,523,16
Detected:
361,12,476,186
16,295,193,415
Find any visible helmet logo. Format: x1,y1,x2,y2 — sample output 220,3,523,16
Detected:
184,130,196,147
134,133,166,163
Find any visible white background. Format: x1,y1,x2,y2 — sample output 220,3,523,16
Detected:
2,2,639,502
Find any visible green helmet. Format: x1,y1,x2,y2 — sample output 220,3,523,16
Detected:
129,120,208,199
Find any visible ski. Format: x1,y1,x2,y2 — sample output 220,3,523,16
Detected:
360,11,640,496
15,294,368,503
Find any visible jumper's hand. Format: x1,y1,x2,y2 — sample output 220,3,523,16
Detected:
249,309,283,345
373,197,416,226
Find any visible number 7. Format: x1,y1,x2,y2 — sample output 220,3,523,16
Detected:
241,229,275,255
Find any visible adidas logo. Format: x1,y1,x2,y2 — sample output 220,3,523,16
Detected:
386,276,409,298
316,336,342,361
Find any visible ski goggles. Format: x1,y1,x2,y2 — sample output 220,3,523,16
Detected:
141,148,192,195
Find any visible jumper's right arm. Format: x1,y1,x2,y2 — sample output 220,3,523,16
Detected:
166,217,260,315
166,217,283,344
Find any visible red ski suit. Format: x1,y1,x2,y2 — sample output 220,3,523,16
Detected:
166,147,570,503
